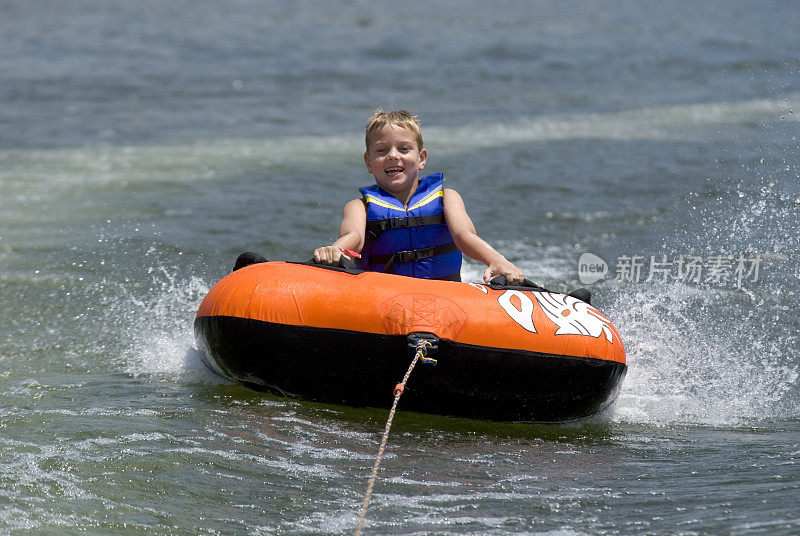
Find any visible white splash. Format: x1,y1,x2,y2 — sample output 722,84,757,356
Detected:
605,281,800,427
119,268,224,384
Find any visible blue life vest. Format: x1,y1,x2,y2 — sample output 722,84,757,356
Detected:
359,173,462,281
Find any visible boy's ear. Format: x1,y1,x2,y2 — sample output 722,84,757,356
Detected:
418,148,427,169
364,152,373,174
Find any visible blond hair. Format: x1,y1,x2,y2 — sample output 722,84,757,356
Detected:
364,109,423,152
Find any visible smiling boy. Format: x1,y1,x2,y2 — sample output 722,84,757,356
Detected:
313,110,523,284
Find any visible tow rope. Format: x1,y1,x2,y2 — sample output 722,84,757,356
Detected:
354,337,437,536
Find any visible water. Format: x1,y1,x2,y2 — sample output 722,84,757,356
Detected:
1,1,799,534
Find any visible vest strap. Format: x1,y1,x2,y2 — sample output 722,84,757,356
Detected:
366,214,445,232
364,214,446,243
435,271,462,282
369,242,459,274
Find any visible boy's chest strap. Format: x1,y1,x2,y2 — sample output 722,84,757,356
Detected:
365,214,446,243
367,242,459,270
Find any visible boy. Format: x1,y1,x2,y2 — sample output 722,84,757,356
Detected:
313,110,523,285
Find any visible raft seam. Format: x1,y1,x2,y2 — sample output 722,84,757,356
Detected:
194,315,626,367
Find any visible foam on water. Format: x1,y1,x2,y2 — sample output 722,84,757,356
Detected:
1,94,796,192
113,266,223,383
607,281,799,427
429,94,800,152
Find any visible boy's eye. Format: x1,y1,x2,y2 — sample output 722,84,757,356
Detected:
373,145,412,155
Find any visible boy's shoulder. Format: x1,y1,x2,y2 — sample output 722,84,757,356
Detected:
345,198,367,208
443,187,462,200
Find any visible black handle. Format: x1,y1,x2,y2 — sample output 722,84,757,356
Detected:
486,276,591,303
487,275,549,291
305,255,361,273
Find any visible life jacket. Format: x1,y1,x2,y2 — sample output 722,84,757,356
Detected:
359,172,462,281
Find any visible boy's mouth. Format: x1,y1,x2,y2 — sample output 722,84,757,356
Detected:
385,166,404,176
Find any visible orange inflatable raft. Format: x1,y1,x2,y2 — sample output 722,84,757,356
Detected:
194,261,626,422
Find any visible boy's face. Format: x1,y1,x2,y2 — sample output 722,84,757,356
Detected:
364,124,427,201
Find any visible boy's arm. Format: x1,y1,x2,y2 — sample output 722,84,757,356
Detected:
443,189,524,284
313,199,367,265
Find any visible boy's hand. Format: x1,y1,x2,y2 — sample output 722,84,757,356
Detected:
313,245,346,265
313,246,360,265
483,259,524,285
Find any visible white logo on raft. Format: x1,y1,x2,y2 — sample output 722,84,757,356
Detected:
467,282,488,294
497,290,537,333
497,290,615,343
534,292,615,343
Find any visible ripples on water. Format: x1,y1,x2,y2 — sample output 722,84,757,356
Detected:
2,1,800,534
2,99,799,535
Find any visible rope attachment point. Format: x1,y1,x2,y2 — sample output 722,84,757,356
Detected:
407,332,438,365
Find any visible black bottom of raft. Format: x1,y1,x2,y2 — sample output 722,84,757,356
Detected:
194,316,627,422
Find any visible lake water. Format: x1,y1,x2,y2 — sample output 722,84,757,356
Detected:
1,1,799,534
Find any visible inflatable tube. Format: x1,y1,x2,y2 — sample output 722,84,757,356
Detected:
194,261,626,422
